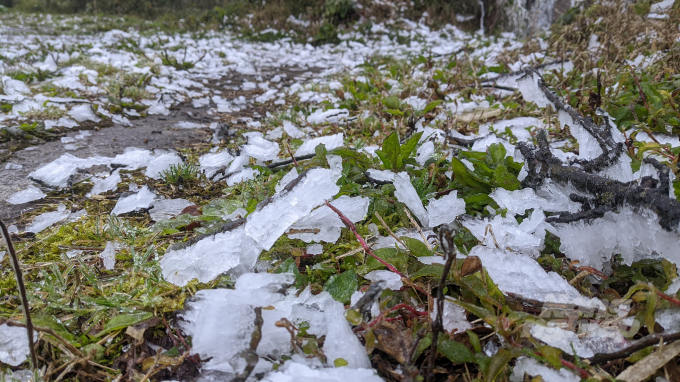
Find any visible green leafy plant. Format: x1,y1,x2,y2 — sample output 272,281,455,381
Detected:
375,131,423,170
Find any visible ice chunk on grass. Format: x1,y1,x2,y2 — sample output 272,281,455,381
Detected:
149,199,195,221
426,191,466,227
68,104,100,123
431,299,472,334
29,153,110,188
161,225,262,286
295,133,344,156
245,168,340,251
554,206,680,270
306,109,349,124
25,204,71,233
468,246,605,310
7,185,46,205
275,167,298,193
87,169,121,197
242,134,280,162
100,241,121,270
144,153,182,179
110,186,156,215
0,324,32,366
530,325,594,358
462,214,547,256
287,195,369,243
510,356,579,382
199,150,233,179
393,172,429,227
322,299,371,369
517,71,551,108
282,121,305,138
365,169,395,183
364,270,402,290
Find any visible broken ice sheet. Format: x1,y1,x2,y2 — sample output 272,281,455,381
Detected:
323,299,372,368
160,225,263,286
490,185,580,216
199,149,233,179
426,191,466,227
364,270,403,290
144,152,183,179
393,172,429,227
100,241,122,270
510,356,579,382
242,133,281,162
7,185,46,205
467,246,605,310
462,212,548,256
294,133,344,156
0,324,33,367
287,195,370,243
149,199,195,221
25,203,71,233
517,71,551,108
530,325,594,358
68,104,100,123
246,168,340,251
110,186,156,215
87,169,122,197
274,167,299,193
306,109,349,124
431,299,472,334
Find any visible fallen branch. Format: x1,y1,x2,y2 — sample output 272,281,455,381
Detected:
590,331,680,364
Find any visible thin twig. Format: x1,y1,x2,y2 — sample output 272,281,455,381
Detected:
426,223,460,382
590,332,680,364
374,211,407,249
0,219,38,368
3,320,83,357
403,207,433,251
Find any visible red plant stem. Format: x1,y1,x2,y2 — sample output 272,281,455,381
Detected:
657,290,680,307
325,200,427,295
285,142,298,167
560,359,589,379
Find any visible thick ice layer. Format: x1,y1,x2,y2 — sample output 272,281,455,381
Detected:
160,226,263,286
87,169,122,197
149,199,195,221
393,172,429,227
431,299,472,334
245,168,340,251
287,195,369,243
517,71,551,108
468,246,605,310
295,133,344,156
199,150,233,178
261,361,382,382
510,356,579,382
275,168,299,193
25,203,71,233
462,213,548,256
554,206,680,270
530,325,594,358
242,134,281,162
322,299,371,369
426,191,466,227
364,270,403,290
144,153,183,179
7,185,46,205
110,186,156,215
0,324,31,367
491,185,581,215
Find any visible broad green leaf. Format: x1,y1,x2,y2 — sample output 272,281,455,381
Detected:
492,165,521,191
422,100,442,114
385,108,404,117
451,157,491,192
334,358,349,367
97,312,152,337
399,132,424,168
364,248,409,274
486,348,520,381
539,345,563,369
402,237,432,257
32,315,76,344
382,95,401,110
411,264,445,280
487,143,506,165
376,132,400,170
324,270,358,304
644,291,658,334
438,336,474,363
453,300,495,325
467,330,482,353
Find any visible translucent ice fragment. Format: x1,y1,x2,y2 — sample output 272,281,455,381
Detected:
0,324,32,366
245,168,340,250
144,153,182,179
306,244,324,255
242,135,280,162
25,203,71,233
110,186,156,215
161,225,263,286
282,120,305,138
88,169,121,197
7,185,46,205
295,133,344,156
431,299,472,334
415,141,435,165
306,109,349,124
199,150,234,179
366,169,395,183
287,195,369,243
510,356,579,382
393,172,429,227
149,199,195,221
275,167,299,193
364,270,403,290
517,71,551,108
530,325,594,358
100,241,121,270
426,191,466,227
68,104,100,122
322,299,371,368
